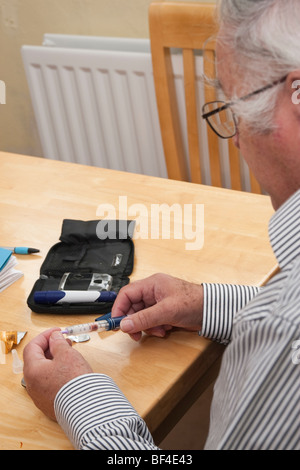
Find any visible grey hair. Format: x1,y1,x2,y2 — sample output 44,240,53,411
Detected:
216,0,300,133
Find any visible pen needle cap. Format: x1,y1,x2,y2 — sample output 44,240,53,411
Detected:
12,349,23,374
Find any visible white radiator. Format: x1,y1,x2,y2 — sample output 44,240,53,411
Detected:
22,35,251,189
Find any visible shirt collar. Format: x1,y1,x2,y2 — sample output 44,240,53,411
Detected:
269,189,300,269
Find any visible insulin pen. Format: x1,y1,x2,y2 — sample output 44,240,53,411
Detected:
61,315,126,336
34,290,117,304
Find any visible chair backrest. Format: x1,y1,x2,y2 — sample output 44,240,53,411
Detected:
149,1,261,193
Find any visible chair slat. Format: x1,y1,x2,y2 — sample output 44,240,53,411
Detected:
149,2,262,193
183,49,202,184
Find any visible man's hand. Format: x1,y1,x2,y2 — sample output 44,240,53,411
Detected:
112,273,204,341
23,328,93,421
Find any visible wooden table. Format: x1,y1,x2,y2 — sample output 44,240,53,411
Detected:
0,152,277,450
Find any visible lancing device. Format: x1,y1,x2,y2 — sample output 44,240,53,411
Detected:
61,315,126,336
34,290,117,304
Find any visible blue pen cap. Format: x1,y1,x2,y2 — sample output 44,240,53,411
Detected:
34,291,65,304
95,312,112,322
99,291,117,302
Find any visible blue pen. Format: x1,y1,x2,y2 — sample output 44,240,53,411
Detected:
34,290,117,304
2,246,40,254
61,315,126,336
95,311,114,322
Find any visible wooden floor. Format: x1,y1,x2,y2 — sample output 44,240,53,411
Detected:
160,382,214,450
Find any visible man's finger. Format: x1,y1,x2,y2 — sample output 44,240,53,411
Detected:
23,328,60,363
120,301,166,334
49,330,72,358
112,282,146,317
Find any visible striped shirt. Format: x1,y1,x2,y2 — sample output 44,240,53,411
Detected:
54,190,300,450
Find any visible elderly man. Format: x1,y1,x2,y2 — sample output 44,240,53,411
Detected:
23,0,300,450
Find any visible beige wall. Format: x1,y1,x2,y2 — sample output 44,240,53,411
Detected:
0,0,216,157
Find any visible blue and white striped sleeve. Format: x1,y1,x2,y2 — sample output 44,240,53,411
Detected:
54,374,159,450
54,284,260,450
201,283,260,344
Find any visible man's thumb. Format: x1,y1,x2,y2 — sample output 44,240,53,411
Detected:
120,316,135,333
49,330,71,356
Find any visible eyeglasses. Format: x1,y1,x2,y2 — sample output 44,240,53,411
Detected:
201,76,287,139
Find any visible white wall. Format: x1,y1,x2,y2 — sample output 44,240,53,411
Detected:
0,0,216,157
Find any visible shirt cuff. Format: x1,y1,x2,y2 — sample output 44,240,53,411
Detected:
54,373,155,450
200,283,260,344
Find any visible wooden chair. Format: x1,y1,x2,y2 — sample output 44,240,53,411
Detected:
149,1,261,193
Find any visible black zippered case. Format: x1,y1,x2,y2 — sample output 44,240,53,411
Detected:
27,219,135,314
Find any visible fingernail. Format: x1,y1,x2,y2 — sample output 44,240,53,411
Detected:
120,319,134,332
51,330,64,340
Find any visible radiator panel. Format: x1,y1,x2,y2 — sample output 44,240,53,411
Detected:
22,36,251,190
22,45,167,177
